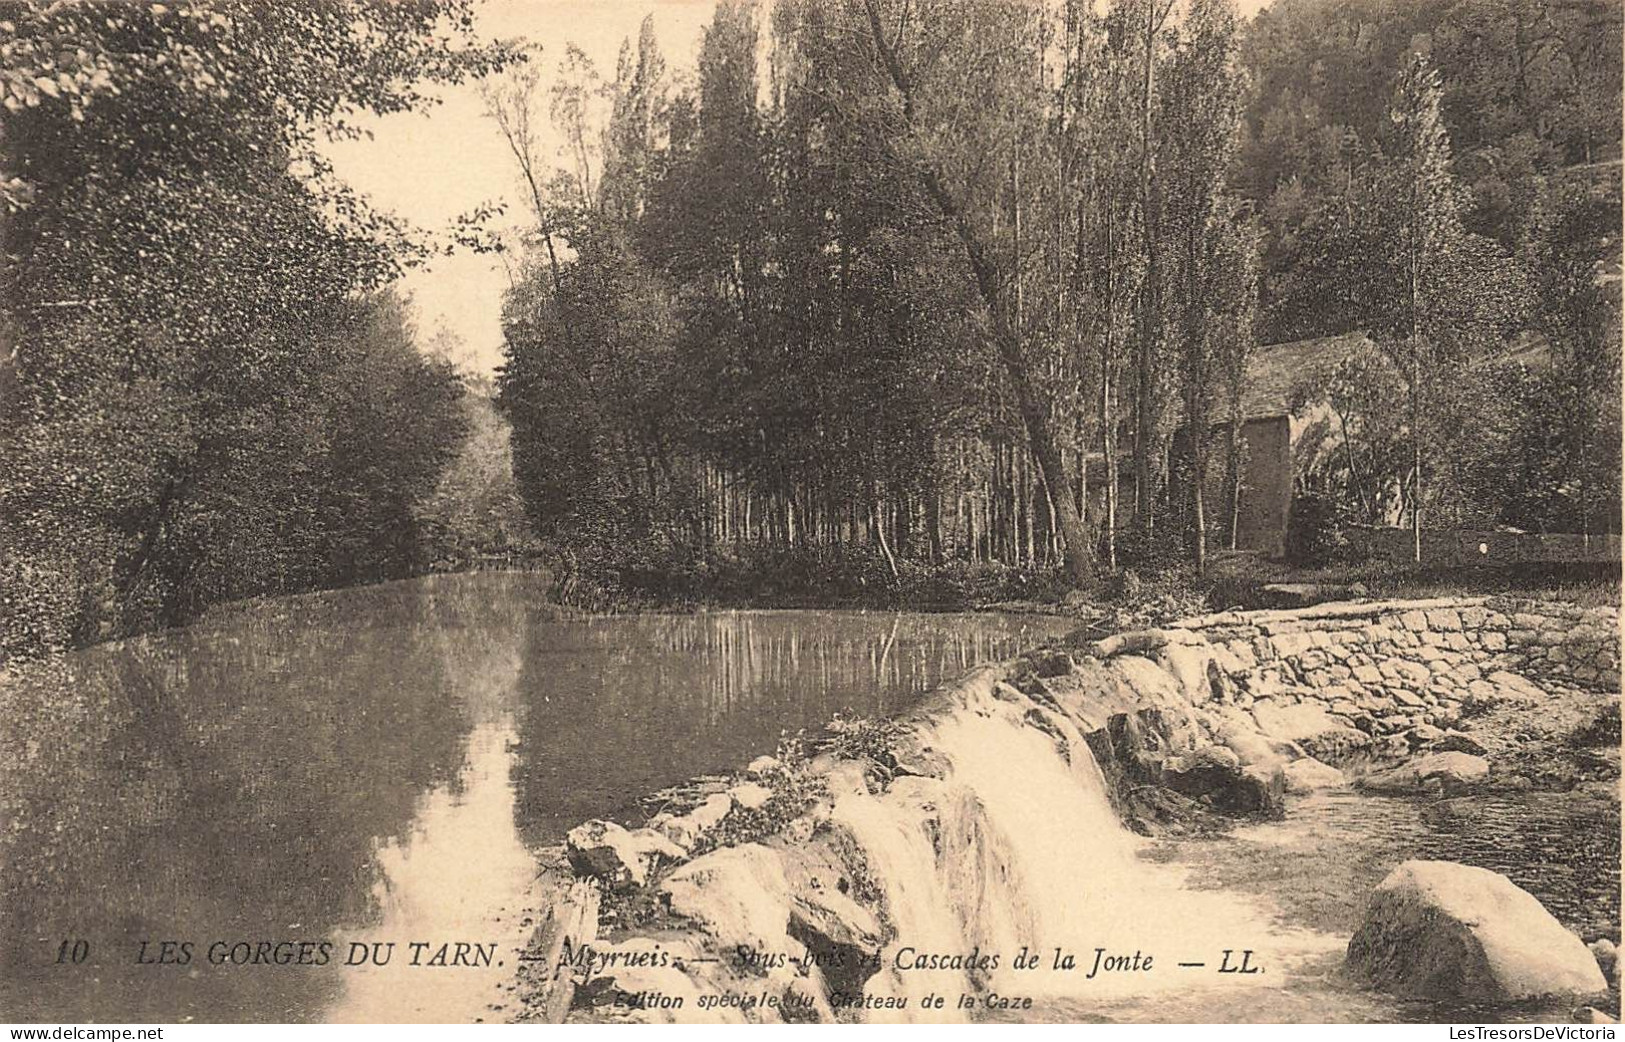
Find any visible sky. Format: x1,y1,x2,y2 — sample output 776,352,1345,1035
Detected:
324,0,1271,376
324,0,714,374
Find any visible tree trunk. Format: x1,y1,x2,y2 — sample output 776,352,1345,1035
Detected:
1133,0,1168,549
873,497,900,582
1192,439,1208,577
1411,340,1422,564
926,449,945,564
1226,418,1243,551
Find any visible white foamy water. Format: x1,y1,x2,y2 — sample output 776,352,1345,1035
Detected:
833,685,1343,1021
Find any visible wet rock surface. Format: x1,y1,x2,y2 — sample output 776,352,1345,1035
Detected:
565,820,685,890
1359,752,1492,795
1283,757,1348,792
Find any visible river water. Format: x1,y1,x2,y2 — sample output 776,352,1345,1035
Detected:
0,572,1074,1023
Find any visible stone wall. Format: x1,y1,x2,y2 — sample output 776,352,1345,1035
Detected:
1086,595,1620,769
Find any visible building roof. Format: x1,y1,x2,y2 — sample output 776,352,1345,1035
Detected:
1240,331,1374,420
1238,329,1557,421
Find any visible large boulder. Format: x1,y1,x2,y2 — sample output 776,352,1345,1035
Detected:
1227,763,1287,818
566,820,685,890
1347,860,1609,1002
786,886,884,999
1251,700,1369,760
1161,745,1242,797
1162,745,1283,817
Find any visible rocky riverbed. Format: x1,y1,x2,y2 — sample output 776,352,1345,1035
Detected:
498,596,1620,1024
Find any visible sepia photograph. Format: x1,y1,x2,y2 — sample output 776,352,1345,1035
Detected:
0,0,1620,1029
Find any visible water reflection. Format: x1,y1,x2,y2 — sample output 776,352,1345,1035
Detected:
1,573,1072,1022
510,609,1071,842
324,719,537,1024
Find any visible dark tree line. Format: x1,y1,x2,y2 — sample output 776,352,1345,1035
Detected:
497,0,1260,595
495,0,1620,597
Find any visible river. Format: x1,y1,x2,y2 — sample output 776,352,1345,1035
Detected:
0,572,1075,1023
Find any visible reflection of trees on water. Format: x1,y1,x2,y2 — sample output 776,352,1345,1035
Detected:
510,611,1069,844
0,575,548,1023
0,576,1064,1021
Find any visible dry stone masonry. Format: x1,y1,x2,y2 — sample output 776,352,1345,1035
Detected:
1146,596,1619,769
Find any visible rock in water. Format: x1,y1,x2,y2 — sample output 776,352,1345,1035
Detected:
1282,757,1348,792
565,820,684,890
1160,745,1283,817
1573,1007,1618,1024
1359,752,1490,795
1161,745,1242,797
1590,939,1618,986
1225,763,1287,818
1347,860,1609,1002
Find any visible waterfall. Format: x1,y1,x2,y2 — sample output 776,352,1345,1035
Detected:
832,678,1339,1020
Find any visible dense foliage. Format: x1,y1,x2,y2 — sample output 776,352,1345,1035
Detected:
3,0,1618,652
495,0,1621,603
0,0,518,659
497,0,1262,600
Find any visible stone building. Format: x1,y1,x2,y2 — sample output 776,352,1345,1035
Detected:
1210,331,1374,557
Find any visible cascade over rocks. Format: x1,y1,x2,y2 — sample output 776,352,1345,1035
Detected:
1347,861,1609,1002
660,844,801,954
520,595,1618,1023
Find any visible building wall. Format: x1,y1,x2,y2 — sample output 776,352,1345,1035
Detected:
1176,414,1293,559
1228,415,1292,558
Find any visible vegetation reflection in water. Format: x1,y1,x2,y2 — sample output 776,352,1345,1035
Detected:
0,572,1074,1023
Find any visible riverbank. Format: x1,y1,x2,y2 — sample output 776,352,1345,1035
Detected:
6,546,1614,670
548,541,1619,624
509,594,1620,1024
